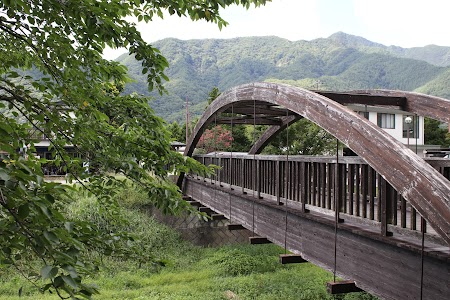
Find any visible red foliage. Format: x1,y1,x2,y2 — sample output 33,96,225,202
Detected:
198,125,233,153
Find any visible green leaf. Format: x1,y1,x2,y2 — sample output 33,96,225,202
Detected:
40,265,58,280
43,231,59,244
54,276,64,288
18,204,30,219
62,275,78,289
64,222,74,233
0,169,10,181
62,265,78,279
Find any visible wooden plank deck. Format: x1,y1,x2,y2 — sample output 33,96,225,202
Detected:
184,177,450,300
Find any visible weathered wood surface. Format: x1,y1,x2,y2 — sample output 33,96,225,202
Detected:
316,91,406,108
180,82,450,246
347,90,450,124
185,178,450,300
196,154,449,244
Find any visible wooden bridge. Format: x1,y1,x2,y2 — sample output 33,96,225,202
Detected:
178,83,450,300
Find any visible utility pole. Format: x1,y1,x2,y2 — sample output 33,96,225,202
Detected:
316,80,321,90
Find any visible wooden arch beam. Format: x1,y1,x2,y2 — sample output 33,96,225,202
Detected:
248,114,302,155
180,82,450,246
248,89,450,156
346,89,450,124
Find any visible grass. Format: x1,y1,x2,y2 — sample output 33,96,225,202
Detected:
0,186,377,300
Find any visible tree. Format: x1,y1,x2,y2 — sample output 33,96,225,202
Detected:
198,125,233,153
0,0,268,298
424,117,450,147
262,119,336,155
230,125,253,152
167,121,184,142
207,87,221,105
205,87,252,151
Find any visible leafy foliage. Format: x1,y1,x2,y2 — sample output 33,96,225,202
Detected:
261,119,336,155
197,125,233,153
0,0,268,298
167,121,185,142
424,117,450,147
0,188,377,299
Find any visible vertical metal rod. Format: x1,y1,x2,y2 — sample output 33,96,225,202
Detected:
284,110,290,253
230,104,234,189
229,104,233,222
333,138,339,282
252,99,256,235
214,114,217,185
420,218,426,300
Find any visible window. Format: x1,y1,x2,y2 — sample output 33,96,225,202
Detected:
402,115,419,138
377,113,395,129
357,111,369,119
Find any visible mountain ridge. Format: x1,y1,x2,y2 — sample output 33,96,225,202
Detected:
114,32,450,122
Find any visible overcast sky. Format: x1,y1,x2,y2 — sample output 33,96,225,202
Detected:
103,0,450,60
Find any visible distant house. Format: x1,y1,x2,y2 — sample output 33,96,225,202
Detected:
170,141,186,154
347,104,433,157
29,131,78,175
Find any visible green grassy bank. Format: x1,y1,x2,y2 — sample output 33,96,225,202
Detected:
0,187,376,300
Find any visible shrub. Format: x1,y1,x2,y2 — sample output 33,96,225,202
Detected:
207,246,280,276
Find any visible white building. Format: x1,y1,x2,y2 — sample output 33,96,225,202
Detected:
348,104,430,156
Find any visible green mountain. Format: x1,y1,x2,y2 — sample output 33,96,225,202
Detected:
115,33,450,122
327,32,450,67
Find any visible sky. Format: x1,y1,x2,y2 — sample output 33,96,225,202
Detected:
103,0,450,60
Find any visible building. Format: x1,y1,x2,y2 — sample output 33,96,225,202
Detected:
347,104,433,157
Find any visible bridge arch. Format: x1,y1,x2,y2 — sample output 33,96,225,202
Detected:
249,89,450,154
182,82,450,245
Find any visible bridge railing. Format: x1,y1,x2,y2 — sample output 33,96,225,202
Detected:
189,153,450,242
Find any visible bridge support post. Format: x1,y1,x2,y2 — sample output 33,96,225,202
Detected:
249,236,272,244
327,281,362,294
227,224,245,230
279,254,307,264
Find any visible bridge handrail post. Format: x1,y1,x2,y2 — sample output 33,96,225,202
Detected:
202,156,207,182
241,157,246,194
380,176,393,237
229,156,233,188
276,160,281,205
218,156,222,186
257,158,262,199
300,161,307,212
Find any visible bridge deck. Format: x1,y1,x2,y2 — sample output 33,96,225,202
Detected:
179,84,450,299
184,176,449,300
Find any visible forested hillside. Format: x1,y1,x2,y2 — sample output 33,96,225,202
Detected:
115,32,450,122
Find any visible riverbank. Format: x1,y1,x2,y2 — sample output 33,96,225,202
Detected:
0,187,376,300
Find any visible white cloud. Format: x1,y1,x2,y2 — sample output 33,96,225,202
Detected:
354,0,450,47
135,0,321,42
102,0,450,59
